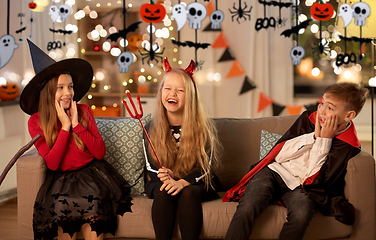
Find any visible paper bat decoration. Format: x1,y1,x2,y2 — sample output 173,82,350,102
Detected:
49,28,73,35
339,35,373,44
15,27,26,34
171,39,211,50
280,19,311,37
107,21,142,42
258,0,293,8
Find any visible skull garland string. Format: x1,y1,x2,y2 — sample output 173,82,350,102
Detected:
171,1,213,70
336,0,371,66
281,0,308,66
106,0,141,73
0,0,19,69
47,4,73,49
138,0,166,65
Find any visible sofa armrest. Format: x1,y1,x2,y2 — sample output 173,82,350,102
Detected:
344,150,376,240
16,148,46,240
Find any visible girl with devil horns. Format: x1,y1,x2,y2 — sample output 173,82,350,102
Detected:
20,40,132,240
142,58,222,240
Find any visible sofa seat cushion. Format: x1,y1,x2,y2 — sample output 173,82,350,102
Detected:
109,194,352,239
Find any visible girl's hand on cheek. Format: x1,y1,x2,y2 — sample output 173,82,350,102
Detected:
55,100,71,131
70,99,78,128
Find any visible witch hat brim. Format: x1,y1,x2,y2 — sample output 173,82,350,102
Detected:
20,40,93,115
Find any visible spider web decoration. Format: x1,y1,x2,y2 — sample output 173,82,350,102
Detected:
107,0,141,73
15,0,26,44
138,0,166,66
336,0,372,66
255,0,292,31
0,0,19,69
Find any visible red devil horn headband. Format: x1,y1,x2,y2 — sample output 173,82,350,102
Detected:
163,57,196,84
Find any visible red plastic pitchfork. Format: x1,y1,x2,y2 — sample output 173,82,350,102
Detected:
122,91,163,168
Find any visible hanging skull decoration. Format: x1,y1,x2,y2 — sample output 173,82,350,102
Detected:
352,2,370,26
210,10,224,29
58,4,71,22
117,52,134,73
187,2,207,29
290,46,305,65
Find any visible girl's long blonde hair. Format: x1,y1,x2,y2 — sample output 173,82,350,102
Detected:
149,69,221,189
38,75,87,150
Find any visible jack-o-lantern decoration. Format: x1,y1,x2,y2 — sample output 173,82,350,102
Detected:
0,82,20,101
311,2,334,21
140,2,166,23
28,2,37,10
127,35,143,52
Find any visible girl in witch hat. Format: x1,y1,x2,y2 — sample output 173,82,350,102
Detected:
142,57,222,240
20,39,132,240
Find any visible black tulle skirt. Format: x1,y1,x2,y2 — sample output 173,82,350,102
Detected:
33,159,133,240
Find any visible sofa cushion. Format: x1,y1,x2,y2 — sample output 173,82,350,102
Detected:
259,130,282,160
95,114,151,194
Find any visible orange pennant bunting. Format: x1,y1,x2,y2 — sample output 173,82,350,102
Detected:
206,1,215,17
257,92,274,113
286,105,303,115
226,60,245,78
212,32,229,49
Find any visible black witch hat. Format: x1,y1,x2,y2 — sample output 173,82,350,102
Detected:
20,39,93,115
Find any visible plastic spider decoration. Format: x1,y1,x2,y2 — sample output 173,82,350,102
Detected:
277,17,287,28
229,0,253,24
195,60,205,71
138,42,165,65
311,38,332,58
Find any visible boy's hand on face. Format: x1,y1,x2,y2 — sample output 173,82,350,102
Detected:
320,115,339,139
314,109,321,139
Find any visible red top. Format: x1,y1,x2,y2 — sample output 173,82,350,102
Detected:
28,104,106,171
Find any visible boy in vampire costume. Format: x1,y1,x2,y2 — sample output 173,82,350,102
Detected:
223,82,369,240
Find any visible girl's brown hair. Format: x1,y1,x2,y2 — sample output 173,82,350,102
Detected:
149,69,222,189
38,75,87,150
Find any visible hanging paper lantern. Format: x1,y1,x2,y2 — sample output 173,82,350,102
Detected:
310,2,334,21
0,82,19,101
140,3,166,23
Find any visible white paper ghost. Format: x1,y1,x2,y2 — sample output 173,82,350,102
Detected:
338,4,353,28
49,5,60,22
171,4,187,31
0,35,19,69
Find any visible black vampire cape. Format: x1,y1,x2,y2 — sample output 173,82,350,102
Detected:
222,110,360,225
